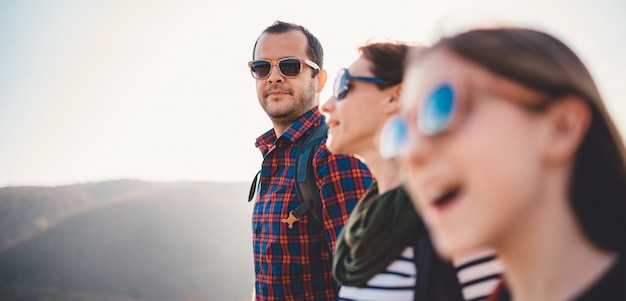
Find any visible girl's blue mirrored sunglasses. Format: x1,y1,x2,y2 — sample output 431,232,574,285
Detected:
379,83,457,159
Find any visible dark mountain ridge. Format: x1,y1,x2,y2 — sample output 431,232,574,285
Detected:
0,180,254,301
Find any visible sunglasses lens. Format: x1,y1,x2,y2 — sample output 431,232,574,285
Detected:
250,61,271,79
419,84,455,135
279,59,302,76
333,69,349,100
380,114,409,159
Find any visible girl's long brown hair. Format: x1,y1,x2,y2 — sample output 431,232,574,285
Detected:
416,28,626,251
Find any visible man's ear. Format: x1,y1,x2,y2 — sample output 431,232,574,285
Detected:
544,96,591,166
316,69,327,93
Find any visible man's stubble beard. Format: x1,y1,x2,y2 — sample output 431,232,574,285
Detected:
265,79,318,128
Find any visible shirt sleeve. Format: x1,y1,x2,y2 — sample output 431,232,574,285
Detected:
313,141,374,254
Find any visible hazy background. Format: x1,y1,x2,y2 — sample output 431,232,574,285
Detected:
1,0,625,187
0,180,255,301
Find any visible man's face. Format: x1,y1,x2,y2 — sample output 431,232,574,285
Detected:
252,30,322,129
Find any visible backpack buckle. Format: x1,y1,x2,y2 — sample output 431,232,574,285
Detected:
281,211,301,229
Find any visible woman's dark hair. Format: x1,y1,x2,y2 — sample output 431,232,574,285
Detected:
252,20,323,76
359,40,423,89
412,27,626,251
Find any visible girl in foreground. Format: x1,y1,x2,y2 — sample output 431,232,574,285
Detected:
322,40,501,301
385,27,626,300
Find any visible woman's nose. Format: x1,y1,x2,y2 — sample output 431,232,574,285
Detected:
400,122,436,168
320,96,336,115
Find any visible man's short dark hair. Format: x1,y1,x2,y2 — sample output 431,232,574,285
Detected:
252,20,323,76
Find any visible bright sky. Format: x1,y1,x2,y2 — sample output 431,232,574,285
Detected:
1,0,624,187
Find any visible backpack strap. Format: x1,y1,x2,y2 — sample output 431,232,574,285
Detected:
414,235,465,301
292,122,328,227
414,236,432,301
247,122,328,228
248,170,261,203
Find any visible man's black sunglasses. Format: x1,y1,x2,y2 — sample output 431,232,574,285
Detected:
248,58,320,79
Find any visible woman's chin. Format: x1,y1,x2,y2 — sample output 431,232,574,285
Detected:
431,231,482,262
327,143,344,155
325,138,340,153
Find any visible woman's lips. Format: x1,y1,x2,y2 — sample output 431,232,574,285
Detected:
419,184,462,224
433,187,461,211
326,119,339,128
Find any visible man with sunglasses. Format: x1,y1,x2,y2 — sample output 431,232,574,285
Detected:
248,21,373,301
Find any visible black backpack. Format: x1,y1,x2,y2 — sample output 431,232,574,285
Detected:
413,235,466,301
248,123,328,228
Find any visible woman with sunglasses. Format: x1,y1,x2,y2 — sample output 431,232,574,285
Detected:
387,27,626,300
321,40,502,301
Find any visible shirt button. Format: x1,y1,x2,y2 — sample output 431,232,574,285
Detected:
260,188,267,194
255,226,261,234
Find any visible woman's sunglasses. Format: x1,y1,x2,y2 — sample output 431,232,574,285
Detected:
333,68,386,100
379,82,458,159
248,58,320,79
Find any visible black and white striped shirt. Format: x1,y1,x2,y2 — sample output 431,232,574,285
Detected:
338,247,502,301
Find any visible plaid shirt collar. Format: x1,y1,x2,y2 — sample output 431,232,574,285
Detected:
255,106,323,155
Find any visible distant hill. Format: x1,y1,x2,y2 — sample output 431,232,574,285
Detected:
0,180,254,301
